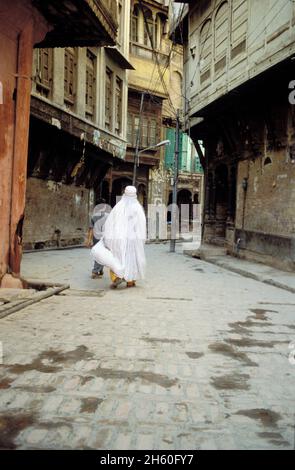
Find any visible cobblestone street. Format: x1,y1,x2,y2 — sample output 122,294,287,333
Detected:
0,244,294,450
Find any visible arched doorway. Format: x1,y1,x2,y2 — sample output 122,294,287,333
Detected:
111,177,132,207
177,189,193,225
177,189,192,206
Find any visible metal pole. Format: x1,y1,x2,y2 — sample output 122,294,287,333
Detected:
132,91,145,186
170,109,180,252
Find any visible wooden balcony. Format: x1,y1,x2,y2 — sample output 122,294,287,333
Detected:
33,0,118,48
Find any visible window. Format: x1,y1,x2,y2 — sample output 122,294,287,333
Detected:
134,116,140,146
199,20,212,84
118,0,123,46
143,9,154,48
150,119,157,146
85,49,96,120
36,48,53,98
155,17,159,49
128,113,159,148
64,47,76,107
142,117,148,147
128,114,140,147
115,77,122,135
127,113,133,145
155,14,167,51
231,0,247,59
105,67,113,130
131,5,139,42
214,2,229,73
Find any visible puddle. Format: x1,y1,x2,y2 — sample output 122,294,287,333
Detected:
248,309,278,321
6,346,94,374
228,320,273,337
80,376,93,386
89,366,178,388
236,409,281,427
0,413,36,449
228,322,252,336
209,342,257,366
211,373,250,390
141,337,182,344
225,338,287,349
80,397,103,413
15,385,56,393
257,431,290,446
186,352,204,359
0,377,13,389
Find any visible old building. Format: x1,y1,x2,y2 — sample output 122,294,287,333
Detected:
165,130,204,217
164,15,204,218
23,2,132,250
0,0,118,286
177,0,295,271
107,0,172,208
107,0,203,216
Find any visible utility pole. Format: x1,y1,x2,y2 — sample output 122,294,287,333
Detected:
170,109,180,253
132,91,145,186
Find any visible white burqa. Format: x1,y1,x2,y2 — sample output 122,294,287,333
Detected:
92,186,146,281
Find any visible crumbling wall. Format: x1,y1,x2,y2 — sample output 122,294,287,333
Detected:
23,178,91,250
236,149,295,236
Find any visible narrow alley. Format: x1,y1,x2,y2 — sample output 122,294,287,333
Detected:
0,245,294,450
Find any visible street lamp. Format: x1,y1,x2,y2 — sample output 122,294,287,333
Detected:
132,140,170,186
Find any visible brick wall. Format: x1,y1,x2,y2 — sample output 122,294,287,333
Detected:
23,178,91,250
236,149,295,236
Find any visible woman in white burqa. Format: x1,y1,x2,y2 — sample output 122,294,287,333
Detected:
92,186,146,288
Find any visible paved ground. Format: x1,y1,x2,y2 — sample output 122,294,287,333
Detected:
0,244,294,450
184,244,295,294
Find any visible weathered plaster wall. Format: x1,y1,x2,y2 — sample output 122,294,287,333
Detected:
236,151,295,237
23,178,91,249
